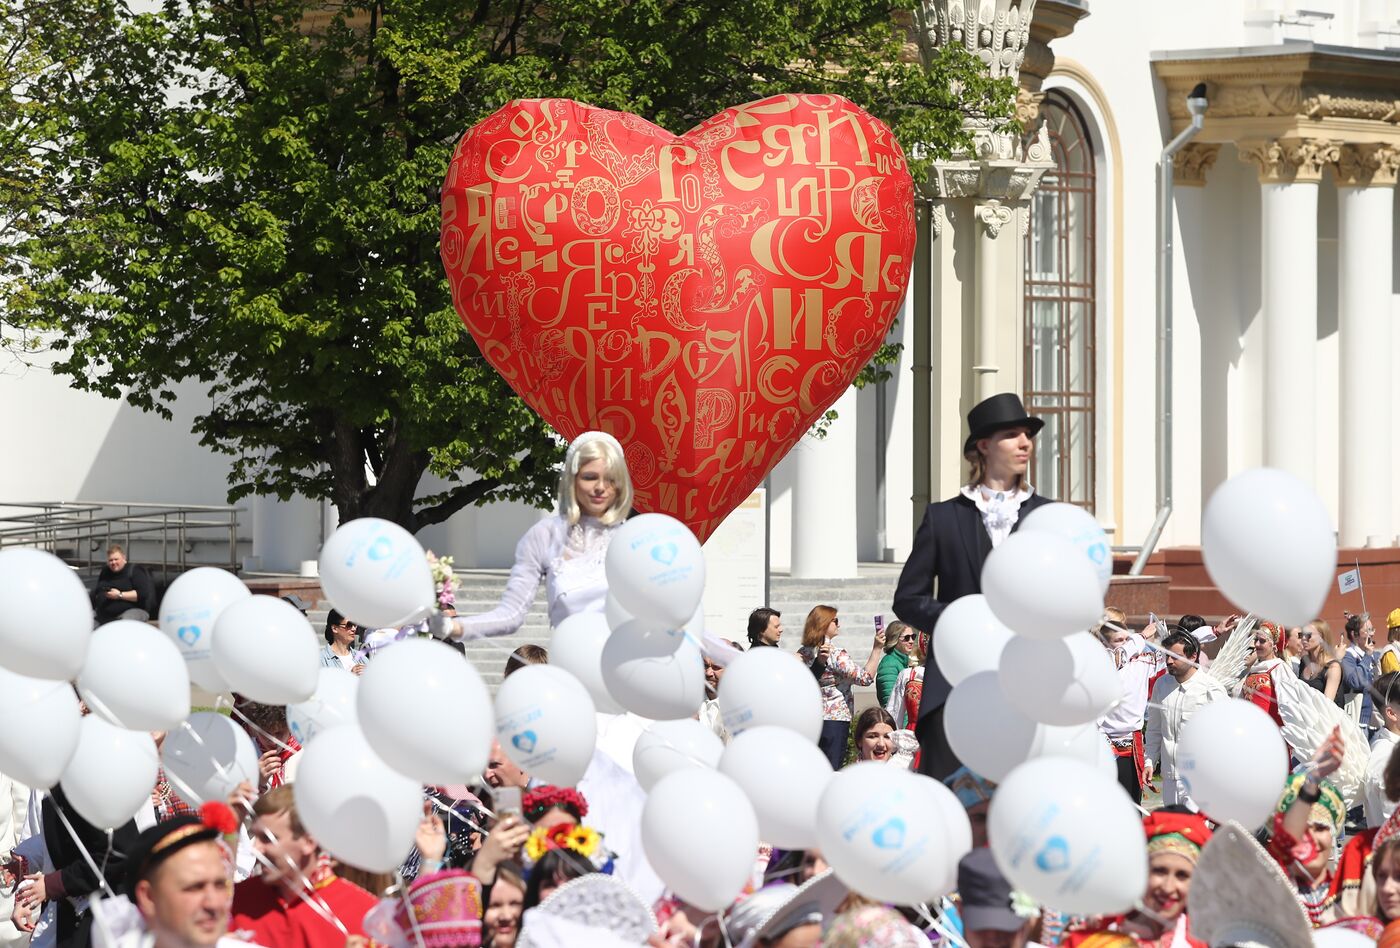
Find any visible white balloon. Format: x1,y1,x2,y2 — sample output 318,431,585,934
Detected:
1201,468,1336,627
600,619,705,720
158,567,250,692
1021,503,1114,594
944,671,1040,781
357,638,493,783
550,613,624,714
989,756,1147,916
160,712,259,807
78,621,190,731
1031,723,1113,770
999,633,1121,726
319,517,436,628
604,514,705,628
0,549,91,679
633,719,724,792
605,593,633,632
495,665,597,787
928,779,974,894
641,770,758,912
61,717,158,830
720,725,832,849
718,647,822,743
287,668,359,745
0,666,80,788
1176,699,1289,829
211,596,320,704
293,726,422,872
932,595,1015,688
816,763,958,904
982,531,1104,640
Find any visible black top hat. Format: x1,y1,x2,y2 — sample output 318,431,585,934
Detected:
963,393,1044,458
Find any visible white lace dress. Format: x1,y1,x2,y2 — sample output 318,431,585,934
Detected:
455,514,616,638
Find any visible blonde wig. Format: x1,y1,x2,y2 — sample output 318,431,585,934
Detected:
557,431,633,526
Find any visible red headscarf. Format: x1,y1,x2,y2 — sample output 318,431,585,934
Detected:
1142,811,1213,864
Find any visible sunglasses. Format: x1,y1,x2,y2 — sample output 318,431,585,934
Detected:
900,633,917,642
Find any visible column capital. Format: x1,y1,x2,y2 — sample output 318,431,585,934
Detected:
1238,138,1341,185
1172,143,1221,187
1335,143,1400,188
975,199,1015,239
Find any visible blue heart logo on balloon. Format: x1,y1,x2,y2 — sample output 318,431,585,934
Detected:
512,731,537,754
367,536,394,561
1035,836,1071,873
1086,542,1108,564
177,625,201,646
871,818,906,850
650,543,678,566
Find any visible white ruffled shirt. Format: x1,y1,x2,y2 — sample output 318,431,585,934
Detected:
960,484,1034,548
456,514,616,639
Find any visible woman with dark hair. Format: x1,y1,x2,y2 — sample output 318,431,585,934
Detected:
852,707,897,764
797,606,884,770
319,609,366,675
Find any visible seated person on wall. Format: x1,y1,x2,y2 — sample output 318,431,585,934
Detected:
92,543,156,624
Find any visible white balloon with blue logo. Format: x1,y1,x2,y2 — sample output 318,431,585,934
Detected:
495,664,597,787
287,667,359,746
318,517,436,629
816,763,960,904
1019,502,1113,594
988,755,1147,916
158,567,250,693
604,514,705,628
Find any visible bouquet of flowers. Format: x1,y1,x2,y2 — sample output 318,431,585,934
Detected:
427,551,458,611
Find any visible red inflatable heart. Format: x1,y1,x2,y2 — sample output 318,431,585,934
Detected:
441,94,915,541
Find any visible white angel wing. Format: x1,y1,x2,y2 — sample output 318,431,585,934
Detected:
1274,669,1370,806
1206,615,1257,691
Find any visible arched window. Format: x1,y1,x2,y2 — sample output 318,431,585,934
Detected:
1024,90,1097,511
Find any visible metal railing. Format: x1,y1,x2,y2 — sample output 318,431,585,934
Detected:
0,501,244,581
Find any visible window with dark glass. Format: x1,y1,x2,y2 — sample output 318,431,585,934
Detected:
1024,90,1096,511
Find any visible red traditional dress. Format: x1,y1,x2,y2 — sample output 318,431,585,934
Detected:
1243,657,1288,728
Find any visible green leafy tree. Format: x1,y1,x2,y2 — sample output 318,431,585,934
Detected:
1,0,1013,530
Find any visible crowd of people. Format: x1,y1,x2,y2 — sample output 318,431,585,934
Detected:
8,402,1400,948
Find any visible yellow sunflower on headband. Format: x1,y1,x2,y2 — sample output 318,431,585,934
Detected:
524,822,601,862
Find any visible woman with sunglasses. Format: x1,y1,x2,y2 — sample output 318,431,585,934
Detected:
1300,620,1345,707
797,606,885,769
320,609,367,676
875,621,918,708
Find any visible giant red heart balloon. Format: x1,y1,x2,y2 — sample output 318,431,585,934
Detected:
441,94,915,541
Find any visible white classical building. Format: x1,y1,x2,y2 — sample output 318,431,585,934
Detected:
5,0,1400,576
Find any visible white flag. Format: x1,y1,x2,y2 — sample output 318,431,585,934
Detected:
1338,569,1361,594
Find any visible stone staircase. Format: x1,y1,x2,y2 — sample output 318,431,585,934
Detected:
311,565,906,696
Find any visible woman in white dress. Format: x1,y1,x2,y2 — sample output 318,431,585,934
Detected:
443,430,633,641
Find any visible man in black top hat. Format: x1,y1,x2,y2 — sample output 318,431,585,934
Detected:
893,393,1052,780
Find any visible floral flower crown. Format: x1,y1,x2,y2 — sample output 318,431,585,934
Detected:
523,786,588,823
521,822,615,880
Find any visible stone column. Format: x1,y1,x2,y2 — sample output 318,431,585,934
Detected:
1239,138,1338,489
1334,143,1399,547
789,387,859,578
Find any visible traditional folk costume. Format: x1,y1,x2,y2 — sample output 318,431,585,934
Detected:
1241,623,1290,728
1064,812,1213,948
1265,773,1386,928
1098,633,1162,804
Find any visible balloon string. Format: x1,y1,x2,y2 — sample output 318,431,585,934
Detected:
222,701,299,755
917,902,971,948
393,871,429,948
